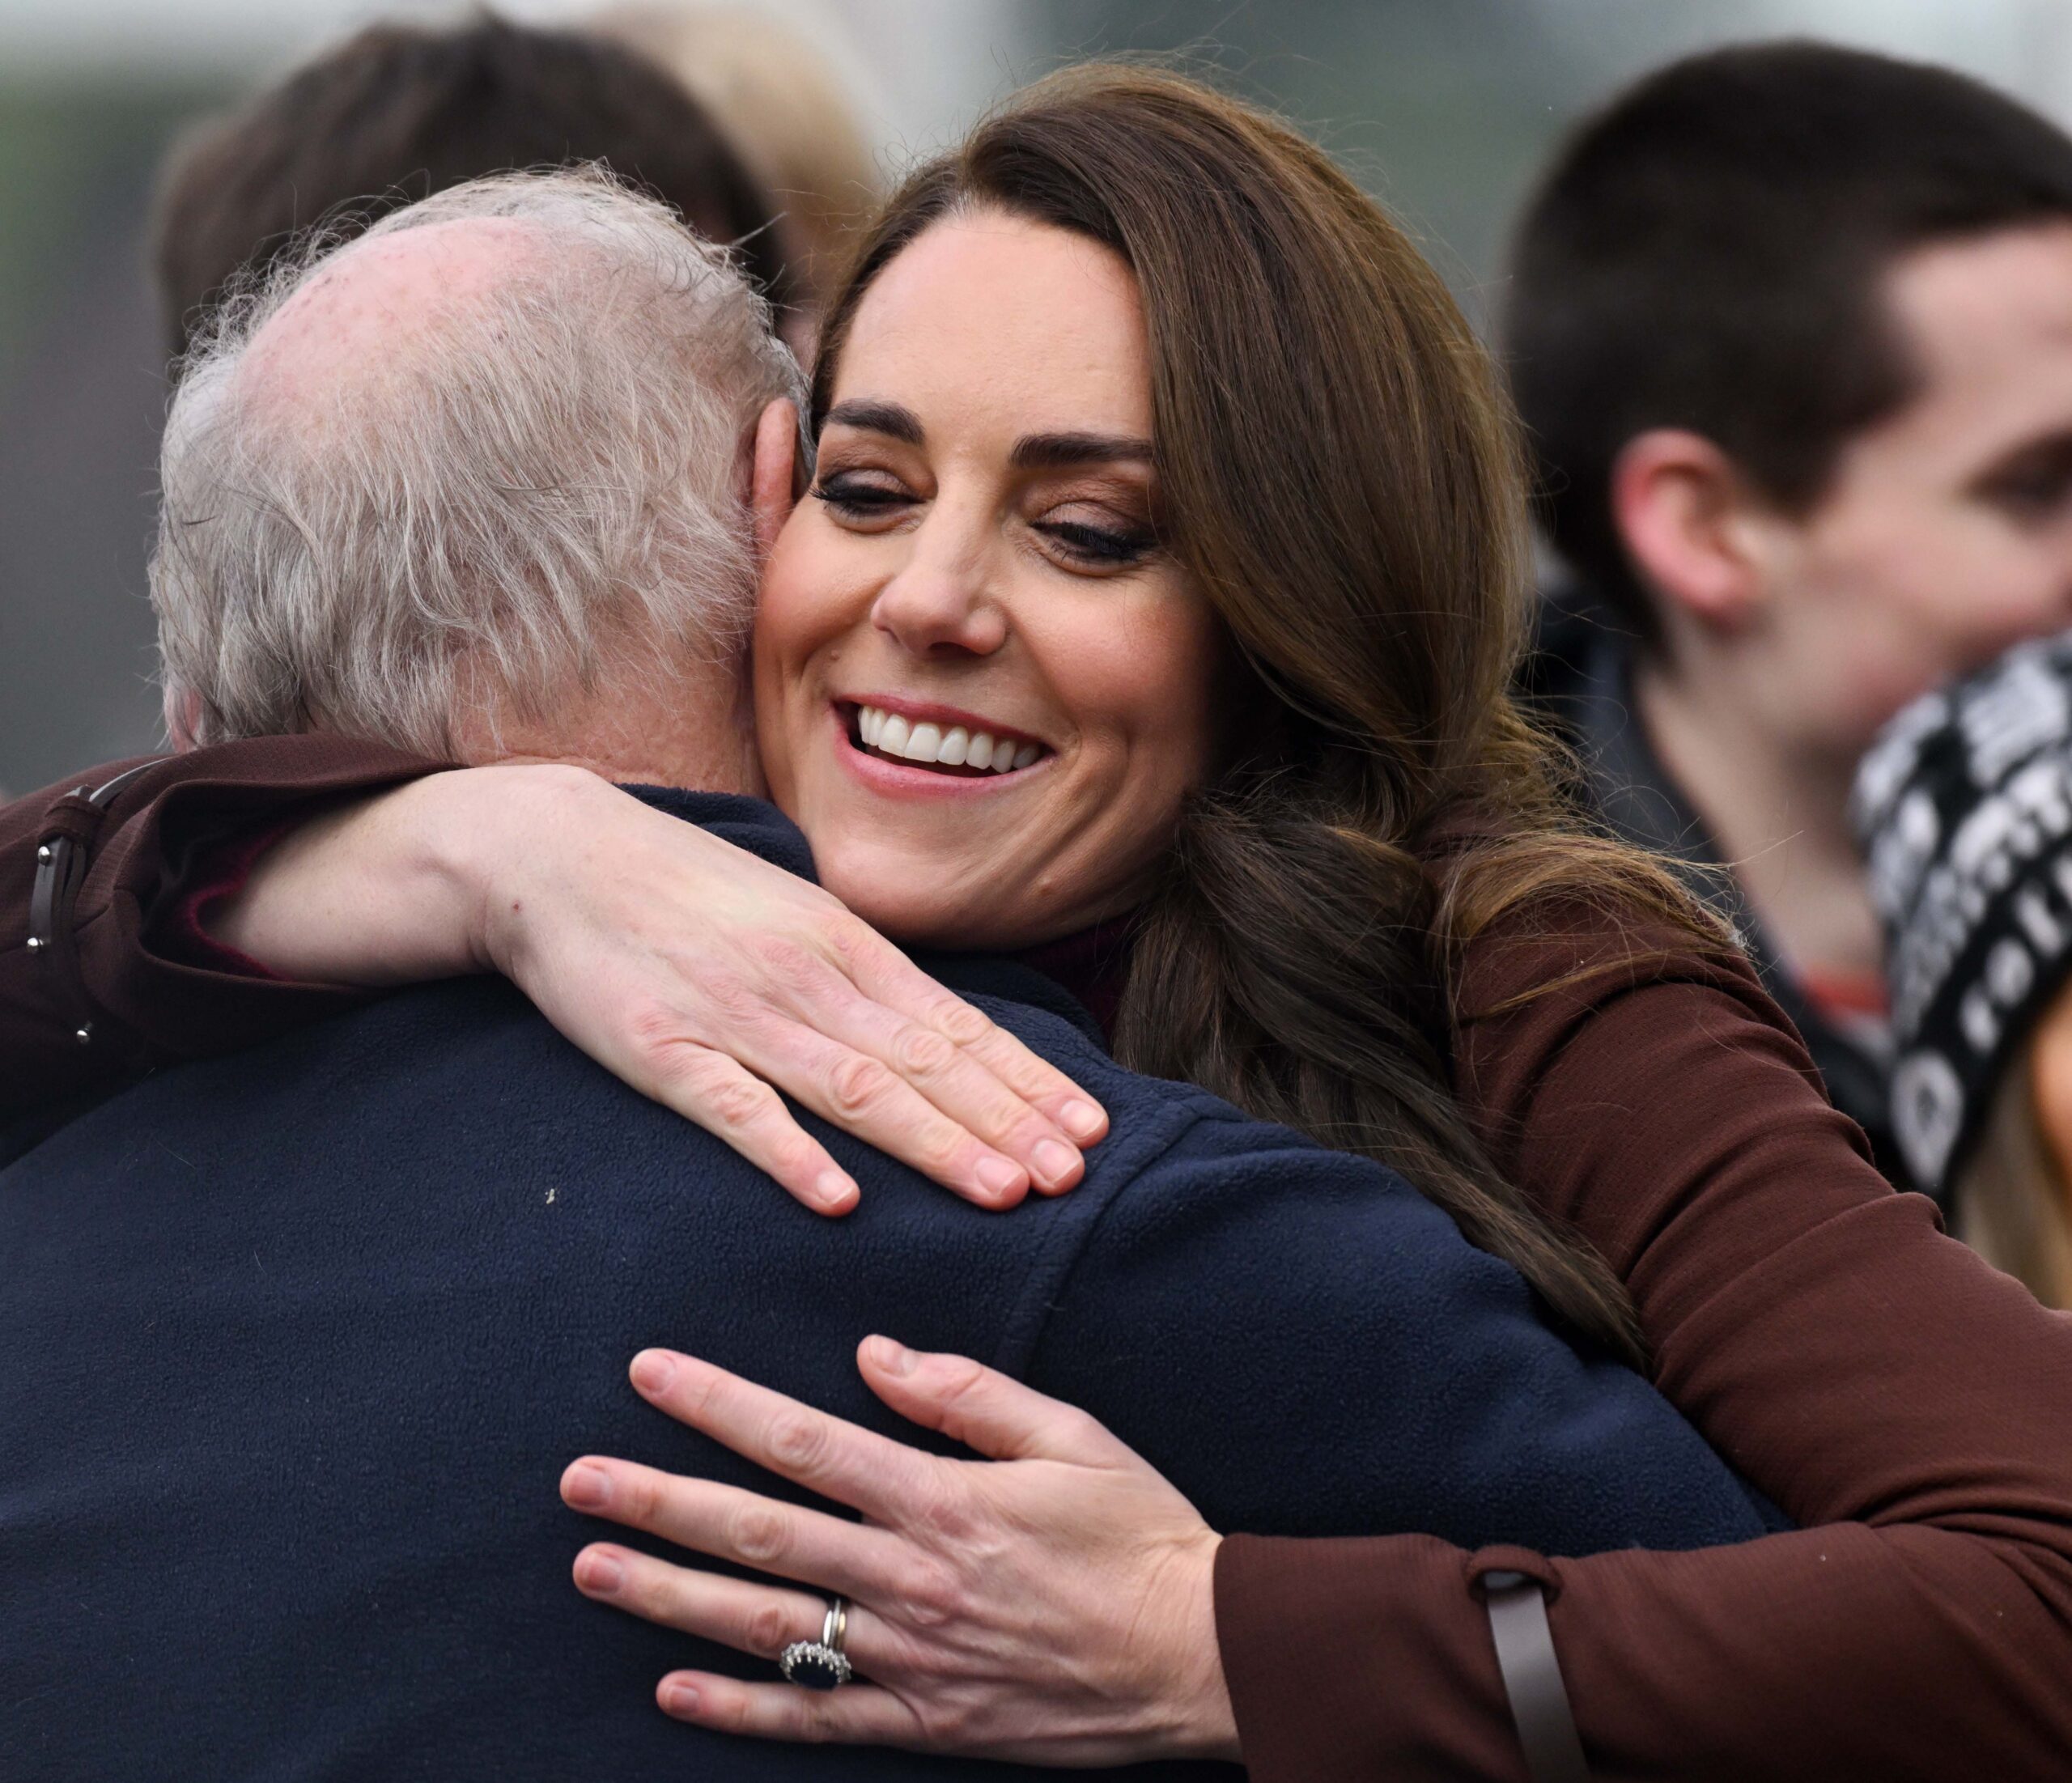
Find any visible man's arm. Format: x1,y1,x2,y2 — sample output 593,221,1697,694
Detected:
0,736,446,1115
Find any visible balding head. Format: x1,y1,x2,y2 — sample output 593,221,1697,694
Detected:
240,218,541,406
151,168,801,774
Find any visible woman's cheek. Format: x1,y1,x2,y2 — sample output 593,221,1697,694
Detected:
750,533,847,799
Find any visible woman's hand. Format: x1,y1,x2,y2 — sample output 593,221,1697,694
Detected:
211,764,1108,1213
560,1341,1238,1765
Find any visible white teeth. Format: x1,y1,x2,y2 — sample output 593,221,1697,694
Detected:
852,704,1045,773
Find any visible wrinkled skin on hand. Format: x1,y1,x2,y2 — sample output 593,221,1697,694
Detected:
560,1339,1239,1765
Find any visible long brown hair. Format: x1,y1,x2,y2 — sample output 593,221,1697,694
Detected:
811,66,1725,1365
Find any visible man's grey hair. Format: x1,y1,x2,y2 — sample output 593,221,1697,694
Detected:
152,165,803,754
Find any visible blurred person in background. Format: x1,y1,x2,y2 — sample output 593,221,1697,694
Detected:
597,3,883,348
1510,40,2072,1189
1853,633,2072,1306
6,59,2072,1783
150,11,794,359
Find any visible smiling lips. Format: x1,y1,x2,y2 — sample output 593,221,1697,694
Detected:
850,702,1048,777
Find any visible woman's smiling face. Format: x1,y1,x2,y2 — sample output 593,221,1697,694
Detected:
753,212,1224,949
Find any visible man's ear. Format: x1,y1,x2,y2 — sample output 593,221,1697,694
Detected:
163,686,202,754
1609,428,1776,635
749,397,800,562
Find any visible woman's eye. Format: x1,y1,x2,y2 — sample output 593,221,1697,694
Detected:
1978,443,2072,523
1033,516,1157,568
1998,474,2072,520
812,472,914,521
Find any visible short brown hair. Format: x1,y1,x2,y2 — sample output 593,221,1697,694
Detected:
151,13,788,358
1509,41,2072,645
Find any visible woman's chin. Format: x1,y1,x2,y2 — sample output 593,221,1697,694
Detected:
813,826,1161,953
831,881,1028,952
813,848,1040,953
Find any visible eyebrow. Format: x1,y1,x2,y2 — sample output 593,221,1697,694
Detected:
822,401,1153,472
1008,431,1155,470
823,399,924,444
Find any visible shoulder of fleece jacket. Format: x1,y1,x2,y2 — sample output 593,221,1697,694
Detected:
0,736,446,1119
1003,1018,1770,1564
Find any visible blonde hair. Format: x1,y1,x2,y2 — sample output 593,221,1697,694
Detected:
1953,1051,2072,1308
595,5,881,317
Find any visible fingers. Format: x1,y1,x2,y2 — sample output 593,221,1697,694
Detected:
961,1021,1110,1152
736,934,1085,1203
769,1017,1072,1208
754,1025,1030,1208
639,1040,858,1216
623,1350,939,1526
654,1671,924,1747
857,1336,1139,1467
559,1453,906,1603
846,943,1110,1150
574,1543,873,1667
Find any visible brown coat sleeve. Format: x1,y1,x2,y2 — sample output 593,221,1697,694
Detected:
1215,910,2072,1781
0,736,446,1116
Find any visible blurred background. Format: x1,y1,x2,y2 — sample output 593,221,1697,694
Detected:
6,0,2072,795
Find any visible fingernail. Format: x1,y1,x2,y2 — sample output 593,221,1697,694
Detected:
1031,1138,1077,1185
1061,1100,1103,1140
576,1550,624,1594
631,1351,676,1395
563,1463,613,1509
865,1335,916,1377
974,1155,1024,1198
816,1170,856,1211
663,1682,702,1717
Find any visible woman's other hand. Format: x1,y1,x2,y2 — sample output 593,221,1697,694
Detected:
560,1340,1238,1765
211,764,1108,1213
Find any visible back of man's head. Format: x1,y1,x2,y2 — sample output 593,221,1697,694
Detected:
1507,39,2072,645
150,167,800,760
151,14,790,358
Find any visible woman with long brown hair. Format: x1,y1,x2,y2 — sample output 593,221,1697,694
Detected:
4,64,2070,1781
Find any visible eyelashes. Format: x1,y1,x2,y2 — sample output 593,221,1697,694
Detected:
811,476,907,516
1032,519,1157,566
812,471,1157,570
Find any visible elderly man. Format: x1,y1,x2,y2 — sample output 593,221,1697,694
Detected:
0,172,1770,1778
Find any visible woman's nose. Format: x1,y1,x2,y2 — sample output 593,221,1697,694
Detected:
870,518,1009,659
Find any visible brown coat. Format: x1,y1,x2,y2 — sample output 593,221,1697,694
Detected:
6,737,2071,1781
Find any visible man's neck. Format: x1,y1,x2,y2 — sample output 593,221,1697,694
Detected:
456,671,762,796
1633,654,1883,982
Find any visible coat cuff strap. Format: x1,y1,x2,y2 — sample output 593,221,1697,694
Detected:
29,760,162,1046
1474,1560,1589,1783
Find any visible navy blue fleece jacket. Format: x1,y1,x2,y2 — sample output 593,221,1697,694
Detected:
0,792,1769,1781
